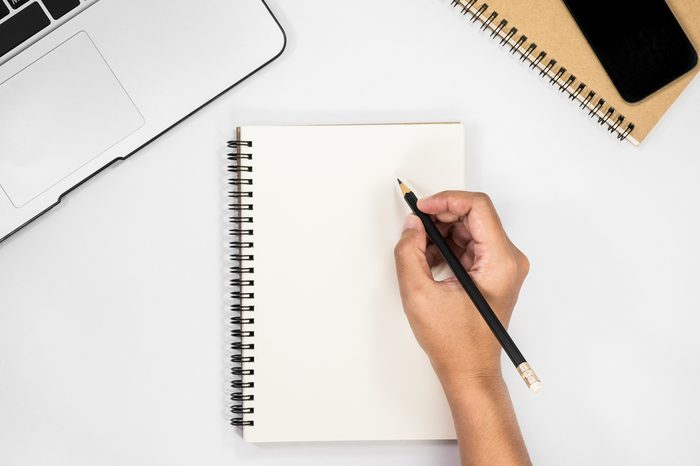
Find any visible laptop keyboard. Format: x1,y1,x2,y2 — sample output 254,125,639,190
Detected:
0,0,96,63
9,0,32,9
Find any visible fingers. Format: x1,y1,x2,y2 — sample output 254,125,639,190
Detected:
462,240,476,270
425,236,466,268
394,215,433,295
425,244,443,268
450,221,472,249
417,191,511,253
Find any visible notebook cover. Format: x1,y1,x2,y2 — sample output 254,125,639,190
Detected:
453,0,699,144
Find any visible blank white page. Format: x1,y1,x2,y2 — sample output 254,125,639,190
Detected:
238,123,464,442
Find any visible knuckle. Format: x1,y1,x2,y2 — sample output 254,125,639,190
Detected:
518,252,530,277
473,191,493,206
503,256,519,277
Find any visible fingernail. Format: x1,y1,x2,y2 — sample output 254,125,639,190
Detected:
403,214,419,230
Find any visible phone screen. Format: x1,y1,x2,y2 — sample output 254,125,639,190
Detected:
562,0,697,103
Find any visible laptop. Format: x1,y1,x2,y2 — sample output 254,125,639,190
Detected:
0,0,286,242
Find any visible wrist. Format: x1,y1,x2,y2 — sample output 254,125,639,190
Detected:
439,373,531,465
432,355,503,393
440,375,513,434
438,371,506,404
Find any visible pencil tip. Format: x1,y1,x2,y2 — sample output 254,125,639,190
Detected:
397,178,411,195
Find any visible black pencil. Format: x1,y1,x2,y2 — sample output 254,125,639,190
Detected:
397,179,541,393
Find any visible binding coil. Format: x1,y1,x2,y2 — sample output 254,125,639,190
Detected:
227,138,255,427
449,0,635,141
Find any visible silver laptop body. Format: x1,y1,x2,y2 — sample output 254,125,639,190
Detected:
0,0,285,242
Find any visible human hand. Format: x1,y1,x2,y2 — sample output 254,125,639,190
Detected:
394,191,529,390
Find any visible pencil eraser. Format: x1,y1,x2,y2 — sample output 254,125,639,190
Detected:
529,381,543,394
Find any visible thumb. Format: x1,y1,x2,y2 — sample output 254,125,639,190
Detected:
394,214,433,296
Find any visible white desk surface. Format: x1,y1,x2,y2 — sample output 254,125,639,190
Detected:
2,0,699,464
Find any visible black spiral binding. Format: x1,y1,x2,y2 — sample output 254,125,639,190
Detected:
227,137,255,427
449,0,635,142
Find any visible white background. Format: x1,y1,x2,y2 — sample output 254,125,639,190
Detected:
1,0,700,464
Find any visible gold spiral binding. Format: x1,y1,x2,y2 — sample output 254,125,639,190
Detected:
450,0,635,141
227,137,255,428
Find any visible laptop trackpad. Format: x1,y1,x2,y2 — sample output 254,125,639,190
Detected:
0,32,144,207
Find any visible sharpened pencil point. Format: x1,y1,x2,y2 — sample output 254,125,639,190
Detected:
397,179,411,195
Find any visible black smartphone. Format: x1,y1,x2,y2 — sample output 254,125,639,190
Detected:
562,0,697,103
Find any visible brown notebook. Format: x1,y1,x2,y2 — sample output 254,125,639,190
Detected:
449,0,700,145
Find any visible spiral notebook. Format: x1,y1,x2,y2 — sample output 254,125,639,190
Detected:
227,123,464,442
447,0,700,144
